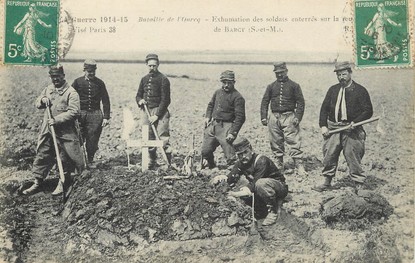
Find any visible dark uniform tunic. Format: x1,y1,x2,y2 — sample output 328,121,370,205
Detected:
319,81,373,183
227,153,288,214
260,77,305,159
135,71,171,155
72,76,110,162
202,88,245,165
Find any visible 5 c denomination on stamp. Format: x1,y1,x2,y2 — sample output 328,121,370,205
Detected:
3,0,60,66
354,0,412,68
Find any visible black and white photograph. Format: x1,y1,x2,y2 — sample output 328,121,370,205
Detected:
0,0,414,262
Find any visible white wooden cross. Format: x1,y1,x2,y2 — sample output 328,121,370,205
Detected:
125,125,164,171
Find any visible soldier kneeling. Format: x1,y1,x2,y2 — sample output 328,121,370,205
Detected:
211,137,288,226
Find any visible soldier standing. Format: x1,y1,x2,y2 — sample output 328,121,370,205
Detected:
72,59,110,167
136,54,171,168
260,62,307,177
23,65,85,195
313,62,373,192
201,70,246,168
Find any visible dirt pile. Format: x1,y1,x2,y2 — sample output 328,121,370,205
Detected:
320,189,394,230
60,156,253,254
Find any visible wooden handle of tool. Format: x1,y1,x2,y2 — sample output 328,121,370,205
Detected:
143,104,171,166
46,106,65,184
328,116,380,134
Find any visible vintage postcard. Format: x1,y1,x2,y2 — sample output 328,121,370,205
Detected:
0,0,414,262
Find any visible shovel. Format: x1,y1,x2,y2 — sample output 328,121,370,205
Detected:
46,103,66,198
250,194,259,235
143,104,171,166
329,116,380,134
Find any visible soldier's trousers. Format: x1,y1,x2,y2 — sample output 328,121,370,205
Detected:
140,106,171,159
32,133,84,180
201,120,235,165
79,109,103,162
268,111,303,159
242,178,288,218
322,121,366,183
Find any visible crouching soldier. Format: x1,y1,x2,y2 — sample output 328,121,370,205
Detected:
211,137,288,226
22,65,85,195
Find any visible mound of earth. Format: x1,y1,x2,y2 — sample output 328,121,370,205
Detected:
59,157,255,255
320,189,394,230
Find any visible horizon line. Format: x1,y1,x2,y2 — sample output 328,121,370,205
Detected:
60,58,336,65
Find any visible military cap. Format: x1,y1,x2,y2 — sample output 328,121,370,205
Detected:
273,62,287,72
232,136,251,153
145,53,159,63
334,61,352,72
220,70,235,81
49,64,64,75
84,59,97,70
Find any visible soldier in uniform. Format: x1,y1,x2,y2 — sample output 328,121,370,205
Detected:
260,62,307,176
201,70,245,168
72,59,111,167
23,65,85,195
136,54,171,168
313,62,373,192
211,137,288,226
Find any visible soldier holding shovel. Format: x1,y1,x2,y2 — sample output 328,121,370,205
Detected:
22,65,85,196
313,62,373,192
136,54,172,169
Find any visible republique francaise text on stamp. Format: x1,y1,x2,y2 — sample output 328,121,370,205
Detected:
354,0,412,68
3,0,60,66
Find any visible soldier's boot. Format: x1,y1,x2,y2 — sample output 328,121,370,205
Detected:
166,153,172,164
22,177,43,195
275,156,284,172
149,150,158,169
312,176,337,192
164,147,172,165
294,159,308,177
201,157,216,169
262,201,279,226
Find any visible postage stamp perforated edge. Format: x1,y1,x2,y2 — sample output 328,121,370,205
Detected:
0,0,5,64
352,0,414,69
1,0,61,67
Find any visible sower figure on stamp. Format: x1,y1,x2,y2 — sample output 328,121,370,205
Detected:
260,62,307,177
312,62,373,192
201,70,245,169
72,59,111,168
211,137,288,226
23,65,85,195
136,54,172,168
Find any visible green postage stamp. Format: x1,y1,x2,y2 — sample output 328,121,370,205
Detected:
3,0,60,66
354,0,412,68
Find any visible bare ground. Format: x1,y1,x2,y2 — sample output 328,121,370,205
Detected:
0,63,413,262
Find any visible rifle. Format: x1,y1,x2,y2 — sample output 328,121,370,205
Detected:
329,116,380,134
